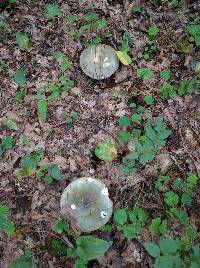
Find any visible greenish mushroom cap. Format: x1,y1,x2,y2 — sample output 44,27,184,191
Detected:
60,177,113,232
80,44,119,80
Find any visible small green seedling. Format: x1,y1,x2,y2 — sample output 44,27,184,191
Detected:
43,4,61,20
16,32,29,49
0,205,15,235
0,136,13,157
114,207,148,239
137,67,154,79
147,25,160,36
61,111,78,124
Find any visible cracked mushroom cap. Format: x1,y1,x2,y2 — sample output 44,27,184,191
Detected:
80,44,119,80
60,177,113,232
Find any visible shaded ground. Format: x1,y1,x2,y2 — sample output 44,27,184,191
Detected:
0,0,200,267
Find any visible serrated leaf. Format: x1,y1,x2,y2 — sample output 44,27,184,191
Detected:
159,236,181,254
52,50,64,59
48,164,61,181
145,126,157,140
2,118,19,131
16,32,29,49
95,140,117,161
117,131,132,144
43,4,61,19
155,255,173,268
4,220,15,234
118,116,131,127
114,209,127,225
148,25,160,36
59,58,71,72
116,51,132,65
21,154,38,176
137,68,153,79
14,69,26,86
123,224,136,239
144,242,160,258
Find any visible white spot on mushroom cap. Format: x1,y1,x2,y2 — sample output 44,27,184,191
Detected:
103,62,111,68
71,204,76,210
101,211,107,218
101,187,108,196
87,178,94,182
104,56,109,62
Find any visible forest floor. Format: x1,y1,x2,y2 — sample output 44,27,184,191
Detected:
0,0,200,267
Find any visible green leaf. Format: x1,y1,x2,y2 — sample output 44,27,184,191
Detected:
1,136,13,152
157,130,171,140
137,68,153,79
159,236,180,254
48,164,61,181
131,113,141,123
171,208,189,225
139,151,155,163
164,191,179,206
127,152,139,160
131,129,141,137
52,219,70,234
37,99,47,122
2,118,19,131
43,4,61,20
148,25,160,36
21,154,38,176
95,140,117,161
14,69,26,86
16,32,29,49
52,50,64,59
149,217,161,236
144,95,154,105
76,236,110,260
65,15,77,23
14,91,25,102
160,70,171,80
74,259,88,268
118,116,131,127
181,192,193,205
187,172,198,187
117,131,132,144
4,220,15,234
8,256,37,268
59,58,71,72
145,126,157,140
0,205,9,215
155,255,173,268
83,13,99,21
114,209,127,225
144,242,160,258
95,19,107,29
123,224,136,239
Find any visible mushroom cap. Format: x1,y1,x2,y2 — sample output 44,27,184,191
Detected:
60,177,113,232
80,44,119,80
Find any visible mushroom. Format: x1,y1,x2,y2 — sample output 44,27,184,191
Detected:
80,44,119,80
60,177,113,232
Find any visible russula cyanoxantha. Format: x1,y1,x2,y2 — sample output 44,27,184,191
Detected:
80,44,119,80
60,177,113,232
